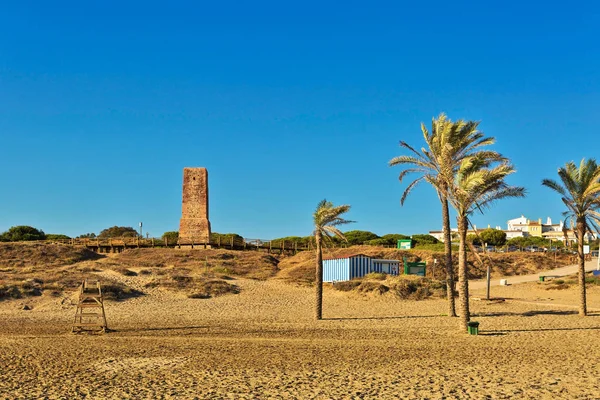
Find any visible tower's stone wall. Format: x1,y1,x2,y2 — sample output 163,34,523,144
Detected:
179,167,211,242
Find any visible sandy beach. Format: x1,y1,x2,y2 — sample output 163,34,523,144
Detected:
1,267,600,399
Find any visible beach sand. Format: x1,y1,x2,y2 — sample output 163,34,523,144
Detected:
1,274,599,399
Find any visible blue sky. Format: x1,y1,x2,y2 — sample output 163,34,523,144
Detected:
1,1,599,239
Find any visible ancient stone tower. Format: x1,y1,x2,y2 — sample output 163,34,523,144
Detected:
179,167,211,242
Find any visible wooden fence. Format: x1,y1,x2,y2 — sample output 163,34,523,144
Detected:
37,236,316,254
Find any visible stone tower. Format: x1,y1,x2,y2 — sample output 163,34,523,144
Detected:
179,167,211,242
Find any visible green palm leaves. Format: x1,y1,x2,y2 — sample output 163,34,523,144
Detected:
542,159,600,235
313,199,353,243
542,158,600,316
391,113,525,331
450,160,526,217
389,113,504,205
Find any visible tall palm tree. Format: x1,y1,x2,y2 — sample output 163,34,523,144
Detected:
448,159,525,331
542,159,600,316
313,199,353,320
389,114,504,317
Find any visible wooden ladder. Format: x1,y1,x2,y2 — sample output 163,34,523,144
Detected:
72,279,108,333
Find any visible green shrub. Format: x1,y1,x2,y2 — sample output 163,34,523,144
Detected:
411,234,439,246
162,231,179,243
364,238,390,246
270,236,313,247
381,234,411,244
98,226,139,238
211,232,244,245
479,228,507,246
0,226,46,242
343,230,380,245
467,234,481,246
585,276,600,285
46,234,71,240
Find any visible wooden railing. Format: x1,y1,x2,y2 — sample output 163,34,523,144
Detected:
38,236,316,253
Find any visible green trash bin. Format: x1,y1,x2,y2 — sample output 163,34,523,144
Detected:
467,321,480,335
539,276,545,282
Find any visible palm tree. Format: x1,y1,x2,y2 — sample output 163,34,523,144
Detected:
389,114,504,317
542,159,600,316
313,199,353,320
448,160,525,331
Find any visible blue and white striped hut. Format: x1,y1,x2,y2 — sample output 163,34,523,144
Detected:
323,254,400,282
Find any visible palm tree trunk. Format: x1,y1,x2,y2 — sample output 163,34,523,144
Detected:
315,231,323,320
577,221,587,316
441,196,457,317
457,215,470,331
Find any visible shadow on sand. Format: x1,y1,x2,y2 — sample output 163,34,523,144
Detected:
473,309,578,318
486,326,600,333
323,315,440,321
112,326,209,333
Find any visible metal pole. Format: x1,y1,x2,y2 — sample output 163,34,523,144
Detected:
486,264,491,300
485,242,491,300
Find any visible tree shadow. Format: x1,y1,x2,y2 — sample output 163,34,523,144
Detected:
487,326,600,333
112,325,208,333
473,310,578,317
323,315,440,321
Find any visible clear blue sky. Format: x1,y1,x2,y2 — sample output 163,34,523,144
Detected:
1,1,599,239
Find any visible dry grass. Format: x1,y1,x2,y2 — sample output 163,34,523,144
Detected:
188,280,240,299
101,283,145,301
277,245,574,284
0,242,102,267
108,248,279,280
0,243,579,304
333,275,446,300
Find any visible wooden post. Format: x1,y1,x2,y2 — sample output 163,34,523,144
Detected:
231,236,234,249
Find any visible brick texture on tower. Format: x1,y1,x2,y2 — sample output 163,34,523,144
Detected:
179,167,211,242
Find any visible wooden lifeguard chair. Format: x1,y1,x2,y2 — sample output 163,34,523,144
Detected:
72,279,108,333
